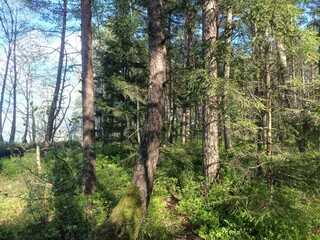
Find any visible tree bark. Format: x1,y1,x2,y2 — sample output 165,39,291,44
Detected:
81,0,96,195
223,5,233,152
136,100,140,144
9,15,17,143
103,0,166,238
264,30,272,157
43,0,67,152
202,0,220,183
22,73,30,143
182,0,193,145
31,101,36,142
132,0,166,228
166,11,175,144
264,28,273,195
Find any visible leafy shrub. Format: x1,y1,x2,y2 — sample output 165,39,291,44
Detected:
0,152,39,179
177,167,319,239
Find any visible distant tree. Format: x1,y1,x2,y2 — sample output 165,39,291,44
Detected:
43,0,68,152
9,11,18,143
94,0,148,145
182,0,194,145
0,0,14,142
0,0,29,143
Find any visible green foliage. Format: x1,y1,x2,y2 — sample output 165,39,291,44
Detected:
177,177,312,239
0,141,320,239
94,0,148,144
95,154,131,205
175,149,320,239
159,141,202,187
177,69,226,105
140,196,183,240
0,152,39,179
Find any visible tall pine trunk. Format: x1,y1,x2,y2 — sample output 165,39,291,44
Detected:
81,0,96,195
202,0,220,182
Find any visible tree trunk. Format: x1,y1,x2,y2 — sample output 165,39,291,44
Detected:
31,101,36,142
36,144,41,175
166,11,175,144
264,28,273,195
223,5,233,152
103,0,166,238
182,0,193,145
81,0,96,195
22,74,30,143
131,0,166,229
264,31,272,157
9,18,17,143
43,0,67,152
136,100,140,144
182,108,190,144
22,99,30,143
202,0,220,183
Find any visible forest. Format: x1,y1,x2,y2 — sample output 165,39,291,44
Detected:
0,0,320,239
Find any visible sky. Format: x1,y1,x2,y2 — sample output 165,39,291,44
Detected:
0,0,83,142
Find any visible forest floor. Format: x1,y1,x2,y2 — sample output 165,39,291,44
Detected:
165,196,200,240
1,143,320,240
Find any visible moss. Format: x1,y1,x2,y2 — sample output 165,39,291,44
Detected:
97,185,143,240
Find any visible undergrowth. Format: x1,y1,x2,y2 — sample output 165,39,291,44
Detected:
0,141,319,239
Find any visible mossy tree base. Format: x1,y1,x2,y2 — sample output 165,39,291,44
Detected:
97,185,143,240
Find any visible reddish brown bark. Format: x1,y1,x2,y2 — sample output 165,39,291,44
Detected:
132,0,167,218
81,0,96,194
202,0,220,182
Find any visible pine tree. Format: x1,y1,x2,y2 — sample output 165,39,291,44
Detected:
81,0,96,195
202,0,220,182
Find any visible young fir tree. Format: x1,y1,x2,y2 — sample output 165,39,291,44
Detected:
94,0,148,145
